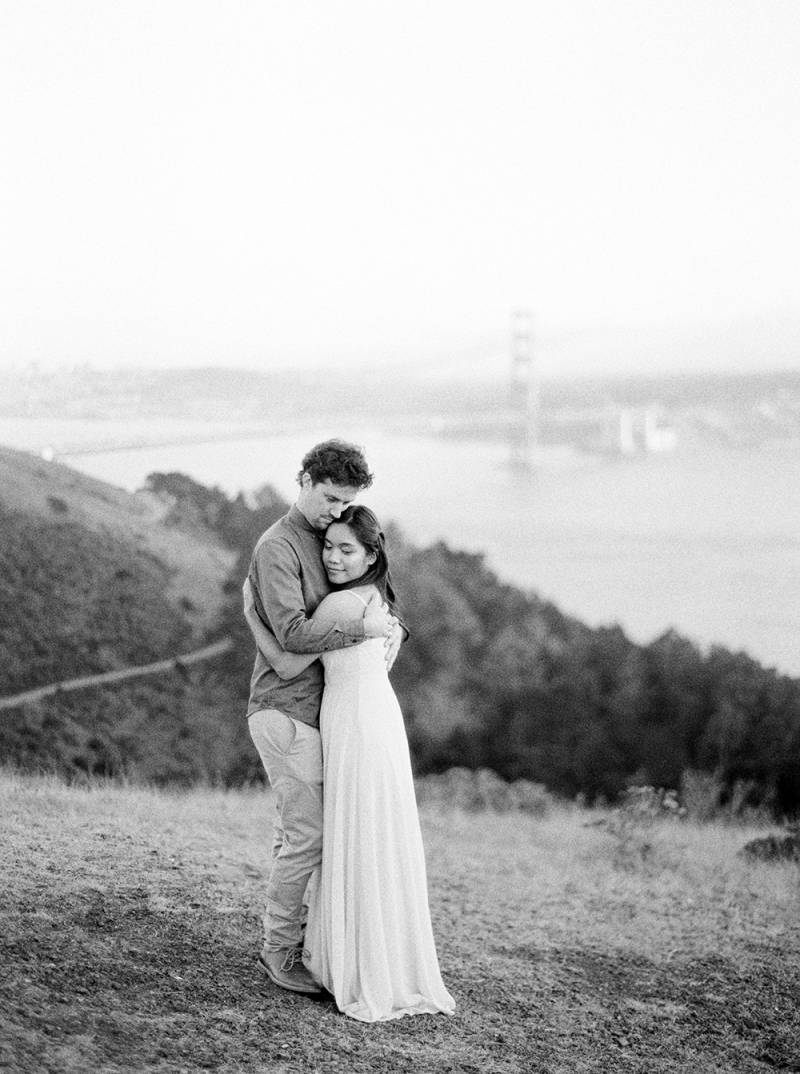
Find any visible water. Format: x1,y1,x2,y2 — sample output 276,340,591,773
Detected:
3,417,799,677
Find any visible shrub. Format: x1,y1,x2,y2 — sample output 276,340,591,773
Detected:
740,827,800,863
680,768,724,822
415,766,553,815
604,784,685,869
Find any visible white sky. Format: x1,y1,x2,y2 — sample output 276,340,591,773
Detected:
1,0,799,379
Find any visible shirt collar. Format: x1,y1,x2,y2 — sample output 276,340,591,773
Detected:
288,503,323,538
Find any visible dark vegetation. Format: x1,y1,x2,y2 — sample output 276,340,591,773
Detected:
2,472,799,816
0,504,190,694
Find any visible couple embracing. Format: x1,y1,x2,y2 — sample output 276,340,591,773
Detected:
244,439,455,1023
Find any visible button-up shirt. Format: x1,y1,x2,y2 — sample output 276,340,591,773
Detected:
246,505,365,727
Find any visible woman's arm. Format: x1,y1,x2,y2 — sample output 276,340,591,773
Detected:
243,577,320,680
311,589,388,632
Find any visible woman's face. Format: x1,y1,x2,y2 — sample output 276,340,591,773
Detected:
322,522,376,584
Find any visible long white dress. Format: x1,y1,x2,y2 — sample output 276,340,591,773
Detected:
304,593,455,1022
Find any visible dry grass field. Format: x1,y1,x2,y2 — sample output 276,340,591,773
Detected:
2,770,798,1074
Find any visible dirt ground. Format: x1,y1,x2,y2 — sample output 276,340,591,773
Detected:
2,773,799,1073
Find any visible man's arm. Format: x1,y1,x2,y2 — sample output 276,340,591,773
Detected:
246,572,402,675
252,536,391,654
384,618,405,672
243,577,319,680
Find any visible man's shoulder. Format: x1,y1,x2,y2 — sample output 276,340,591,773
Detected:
256,511,292,543
252,511,308,563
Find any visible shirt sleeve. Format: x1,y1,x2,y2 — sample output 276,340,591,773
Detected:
251,536,366,654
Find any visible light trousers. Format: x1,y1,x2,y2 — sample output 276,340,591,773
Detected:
248,708,323,952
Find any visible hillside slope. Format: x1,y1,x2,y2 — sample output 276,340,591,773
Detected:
0,446,277,785
0,445,235,639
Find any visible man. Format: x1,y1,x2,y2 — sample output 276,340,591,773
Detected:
245,439,400,995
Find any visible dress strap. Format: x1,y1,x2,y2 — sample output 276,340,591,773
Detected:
345,589,371,609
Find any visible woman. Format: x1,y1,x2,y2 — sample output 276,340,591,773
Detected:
246,505,455,1022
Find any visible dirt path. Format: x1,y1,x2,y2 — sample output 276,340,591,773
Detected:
0,638,233,711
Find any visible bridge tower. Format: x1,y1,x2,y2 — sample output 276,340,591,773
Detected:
508,308,539,470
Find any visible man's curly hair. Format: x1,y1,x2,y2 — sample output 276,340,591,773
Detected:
297,439,374,490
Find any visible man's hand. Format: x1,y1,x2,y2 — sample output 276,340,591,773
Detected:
384,617,403,671
362,590,393,638
242,575,255,614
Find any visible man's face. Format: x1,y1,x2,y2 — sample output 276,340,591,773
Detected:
297,475,360,531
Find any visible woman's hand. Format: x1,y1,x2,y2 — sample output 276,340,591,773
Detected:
242,575,256,613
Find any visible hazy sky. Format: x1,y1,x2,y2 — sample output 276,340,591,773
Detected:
2,1,799,379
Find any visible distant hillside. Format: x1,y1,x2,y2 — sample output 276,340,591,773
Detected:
3,362,799,429
0,445,235,639
0,448,254,783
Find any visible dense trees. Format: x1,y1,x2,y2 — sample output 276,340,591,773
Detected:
2,478,799,816
387,536,800,814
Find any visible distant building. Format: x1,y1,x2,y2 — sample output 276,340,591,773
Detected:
643,407,678,453
617,406,677,455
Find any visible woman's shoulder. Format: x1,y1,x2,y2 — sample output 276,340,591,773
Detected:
317,586,378,616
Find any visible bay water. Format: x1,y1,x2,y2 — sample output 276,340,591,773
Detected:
3,416,798,677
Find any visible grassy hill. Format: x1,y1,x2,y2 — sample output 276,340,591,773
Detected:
2,771,799,1073
0,446,251,784
0,444,236,641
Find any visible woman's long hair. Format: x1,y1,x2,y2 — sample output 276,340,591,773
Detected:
326,504,397,610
